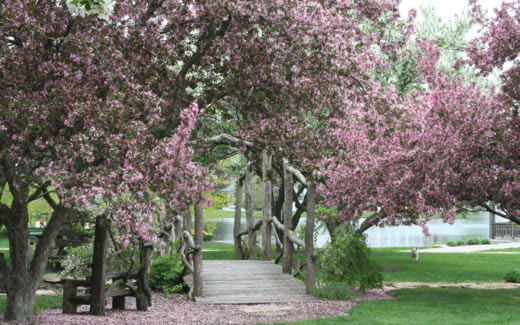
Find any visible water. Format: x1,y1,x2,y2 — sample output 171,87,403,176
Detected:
209,212,506,248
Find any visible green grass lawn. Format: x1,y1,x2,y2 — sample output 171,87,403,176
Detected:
371,248,520,283
282,288,520,324
482,248,520,253
202,242,236,260
0,295,61,314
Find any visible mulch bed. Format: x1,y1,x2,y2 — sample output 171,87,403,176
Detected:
24,290,391,325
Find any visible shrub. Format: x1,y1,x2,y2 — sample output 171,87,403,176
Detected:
481,238,491,245
320,224,382,294
446,241,457,247
311,282,352,300
504,270,520,283
456,240,465,246
467,238,480,245
149,254,185,295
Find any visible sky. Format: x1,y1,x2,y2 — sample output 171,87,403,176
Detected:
399,0,504,22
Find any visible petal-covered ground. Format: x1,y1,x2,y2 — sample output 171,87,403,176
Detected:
28,290,390,325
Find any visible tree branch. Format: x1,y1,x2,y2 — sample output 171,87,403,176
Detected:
272,216,305,249
285,165,307,187
201,134,254,148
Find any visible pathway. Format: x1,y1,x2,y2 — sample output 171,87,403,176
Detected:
184,260,318,304
384,282,520,291
411,242,520,253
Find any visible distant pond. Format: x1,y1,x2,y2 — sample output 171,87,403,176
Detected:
209,211,505,248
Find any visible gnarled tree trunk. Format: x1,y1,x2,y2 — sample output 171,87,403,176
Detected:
245,164,256,260
262,150,272,260
305,181,317,293
282,159,293,274
234,179,243,260
193,204,203,297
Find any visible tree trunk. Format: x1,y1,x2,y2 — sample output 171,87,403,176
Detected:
5,280,35,322
136,242,153,311
282,159,293,274
183,208,192,234
234,179,243,260
305,181,317,293
2,200,68,322
262,150,272,260
193,204,204,297
245,164,256,260
90,215,109,316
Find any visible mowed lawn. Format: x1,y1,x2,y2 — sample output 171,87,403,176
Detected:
372,248,520,283
282,288,520,325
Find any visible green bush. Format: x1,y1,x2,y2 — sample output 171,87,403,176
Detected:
467,238,480,245
504,270,520,283
446,241,457,247
320,224,382,294
149,254,185,295
206,191,229,209
311,282,352,300
456,240,465,246
481,238,491,245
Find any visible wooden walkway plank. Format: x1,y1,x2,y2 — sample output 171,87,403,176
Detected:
184,260,318,304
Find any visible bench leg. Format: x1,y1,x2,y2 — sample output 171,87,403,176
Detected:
112,296,125,310
63,281,78,314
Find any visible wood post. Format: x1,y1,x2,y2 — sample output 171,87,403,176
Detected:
489,203,495,239
234,179,243,260
262,150,272,261
193,204,204,297
245,164,257,260
305,181,317,293
89,215,109,316
112,296,125,310
183,208,192,234
62,280,77,314
136,242,153,311
282,159,293,274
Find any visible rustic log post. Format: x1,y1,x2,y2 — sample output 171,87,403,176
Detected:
234,179,243,260
489,203,495,239
62,280,77,314
183,208,192,234
193,204,204,297
262,150,273,260
282,159,293,273
112,296,125,310
136,242,153,311
305,181,317,293
89,215,109,316
246,164,257,260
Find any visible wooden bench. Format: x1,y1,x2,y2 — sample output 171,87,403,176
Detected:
61,271,139,314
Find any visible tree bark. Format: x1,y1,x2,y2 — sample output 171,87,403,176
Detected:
136,242,153,310
234,179,243,260
305,181,317,293
2,194,68,322
245,164,256,260
282,159,293,274
183,208,192,234
4,201,33,322
262,150,272,260
90,215,110,316
192,204,203,297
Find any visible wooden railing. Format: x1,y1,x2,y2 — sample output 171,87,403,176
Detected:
492,222,520,239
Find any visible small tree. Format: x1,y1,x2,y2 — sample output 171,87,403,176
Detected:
320,224,382,294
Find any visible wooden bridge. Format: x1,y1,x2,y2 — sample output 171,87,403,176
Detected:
184,260,317,304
